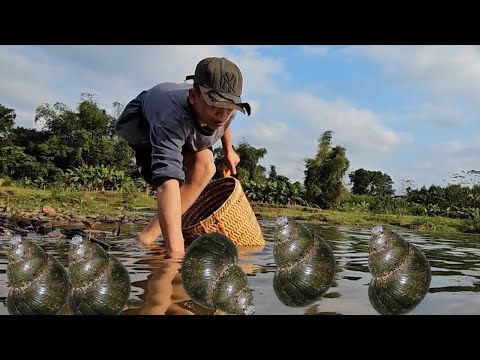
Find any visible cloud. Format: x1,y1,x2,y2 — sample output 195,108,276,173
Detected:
234,120,309,182
35,45,286,97
433,138,480,169
1,45,286,130
0,46,62,118
227,47,286,96
283,91,413,153
237,121,289,143
347,45,480,108
435,140,466,155
35,45,224,84
400,138,480,187
14,110,42,130
400,102,465,128
234,90,414,183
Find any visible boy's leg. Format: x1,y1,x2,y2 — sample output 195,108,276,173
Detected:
180,147,217,213
138,215,162,245
137,148,216,245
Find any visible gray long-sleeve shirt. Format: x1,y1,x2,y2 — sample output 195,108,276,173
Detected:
114,82,233,186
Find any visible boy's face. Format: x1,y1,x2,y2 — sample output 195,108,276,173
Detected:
189,88,234,129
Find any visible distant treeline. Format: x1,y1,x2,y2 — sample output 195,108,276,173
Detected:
1,94,479,229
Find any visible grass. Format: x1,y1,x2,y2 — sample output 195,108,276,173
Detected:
251,203,466,234
0,186,470,235
0,186,156,219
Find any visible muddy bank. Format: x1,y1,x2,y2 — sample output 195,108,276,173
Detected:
0,206,152,239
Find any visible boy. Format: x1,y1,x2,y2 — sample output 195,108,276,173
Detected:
115,57,251,259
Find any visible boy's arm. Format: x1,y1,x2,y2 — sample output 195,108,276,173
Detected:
221,126,240,175
155,179,184,259
150,122,187,259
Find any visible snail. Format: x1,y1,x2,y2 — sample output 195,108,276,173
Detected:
368,225,431,315
181,232,255,315
67,235,131,315
272,216,336,308
6,234,70,315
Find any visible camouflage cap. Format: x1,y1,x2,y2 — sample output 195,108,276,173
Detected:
185,57,251,116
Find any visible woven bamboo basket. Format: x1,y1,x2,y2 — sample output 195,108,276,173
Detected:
181,172,265,247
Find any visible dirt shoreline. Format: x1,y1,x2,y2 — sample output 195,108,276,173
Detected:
0,209,153,237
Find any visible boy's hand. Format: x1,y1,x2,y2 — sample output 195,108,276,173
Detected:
225,149,240,175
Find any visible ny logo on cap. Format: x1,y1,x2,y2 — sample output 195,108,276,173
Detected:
221,72,237,94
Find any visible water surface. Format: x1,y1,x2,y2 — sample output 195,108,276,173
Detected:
1,219,479,315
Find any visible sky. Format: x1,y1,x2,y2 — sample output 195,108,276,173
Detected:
1,45,479,194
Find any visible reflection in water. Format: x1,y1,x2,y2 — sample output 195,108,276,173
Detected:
1,220,480,314
180,233,255,315
122,241,265,315
122,249,193,315
271,217,336,308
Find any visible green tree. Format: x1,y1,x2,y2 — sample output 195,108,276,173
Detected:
34,93,134,172
304,130,350,208
269,165,277,179
349,168,371,194
0,145,54,181
349,168,394,196
370,171,394,196
213,140,267,182
0,104,16,146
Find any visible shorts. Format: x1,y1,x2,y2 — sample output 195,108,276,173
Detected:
131,143,213,186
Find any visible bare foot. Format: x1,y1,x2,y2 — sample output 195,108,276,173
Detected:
137,232,158,245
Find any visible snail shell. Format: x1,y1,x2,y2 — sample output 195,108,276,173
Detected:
368,225,431,315
272,216,336,307
67,235,131,315
6,235,70,315
181,232,255,315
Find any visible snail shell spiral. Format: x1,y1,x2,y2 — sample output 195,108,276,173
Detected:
181,232,255,315
67,235,131,315
368,225,431,315
6,235,70,315
272,216,336,307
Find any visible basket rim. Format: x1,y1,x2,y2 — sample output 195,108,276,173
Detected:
181,176,241,231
